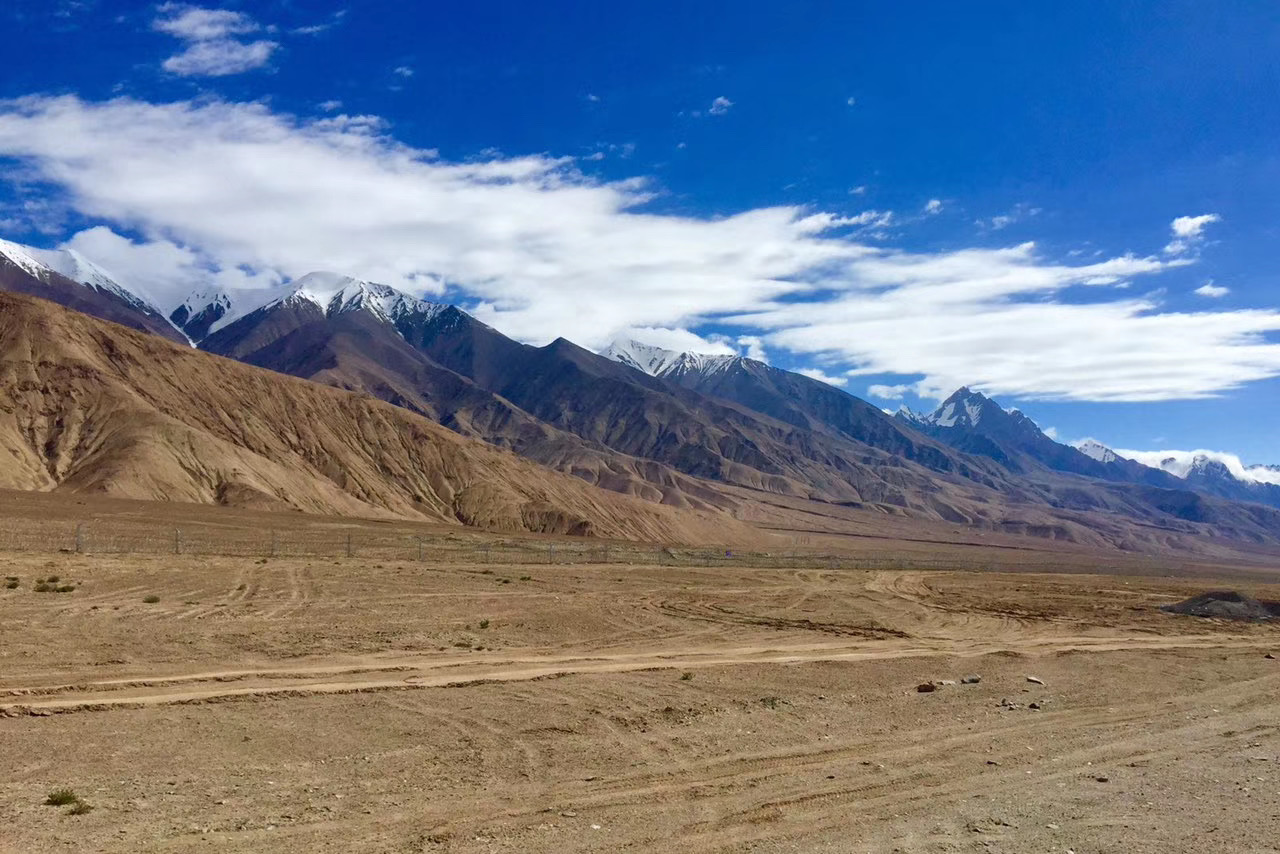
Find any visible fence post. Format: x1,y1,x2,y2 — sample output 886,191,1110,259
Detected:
74,523,85,554
174,528,182,555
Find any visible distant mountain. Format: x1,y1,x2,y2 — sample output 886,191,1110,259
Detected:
602,339,992,481
0,237,188,345
10,232,1280,553
897,387,1180,488
0,289,740,542
1080,442,1280,510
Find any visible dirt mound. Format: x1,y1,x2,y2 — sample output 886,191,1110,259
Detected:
1161,591,1280,621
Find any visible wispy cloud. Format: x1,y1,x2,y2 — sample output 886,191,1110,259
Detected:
923,198,943,215
154,4,276,76
393,65,414,78
0,96,1277,403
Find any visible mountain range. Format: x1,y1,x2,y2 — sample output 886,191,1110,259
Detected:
3,235,1279,555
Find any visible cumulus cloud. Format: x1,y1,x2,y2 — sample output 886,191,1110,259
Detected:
708,96,733,116
737,335,768,362
1,95,1279,404
923,198,943,215
795,367,847,387
1165,213,1220,255
154,4,276,76
1195,280,1230,298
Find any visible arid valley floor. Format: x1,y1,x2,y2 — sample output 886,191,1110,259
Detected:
2,498,1279,853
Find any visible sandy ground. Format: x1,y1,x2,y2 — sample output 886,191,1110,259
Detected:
2,546,1279,853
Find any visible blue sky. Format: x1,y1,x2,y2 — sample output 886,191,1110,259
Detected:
2,1,1279,463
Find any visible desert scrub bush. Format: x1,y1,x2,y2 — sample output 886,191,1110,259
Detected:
68,801,93,815
758,696,786,710
4,578,17,589
519,575,532,581
680,671,694,681
47,575,60,583
143,595,160,604
55,585,75,593
44,789,79,806
34,582,53,593
478,619,490,629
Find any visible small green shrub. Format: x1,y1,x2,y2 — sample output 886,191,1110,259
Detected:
34,582,53,593
46,575,60,583
478,619,490,629
519,575,532,582
55,585,75,593
4,579,17,589
143,595,160,604
680,671,694,681
44,789,79,806
68,801,93,815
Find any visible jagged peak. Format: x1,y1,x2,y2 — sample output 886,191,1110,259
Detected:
600,338,744,379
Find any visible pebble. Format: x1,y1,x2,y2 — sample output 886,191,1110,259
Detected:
961,675,982,684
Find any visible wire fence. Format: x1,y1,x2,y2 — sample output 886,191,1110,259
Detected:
0,517,1198,576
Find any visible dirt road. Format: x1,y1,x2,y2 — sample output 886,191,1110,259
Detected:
2,553,1278,853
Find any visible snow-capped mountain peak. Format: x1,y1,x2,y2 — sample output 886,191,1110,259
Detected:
601,339,743,379
922,387,996,429
286,272,449,325
600,339,685,375
1075,439,1119,464
0,237,165,316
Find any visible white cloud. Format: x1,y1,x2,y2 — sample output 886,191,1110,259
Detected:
867,384,912,400
1113,448,1280,486
846,97,857,107
163,39,277,76
393,65,414,78
318,100,343,112
585,93,601,103
153,5,257,40
923,198,943,215
737,335,768,362
1171,213,1221,239
153,4,276,77
1,96,1279,404
848,185,867,196
708,96,733,116
795,367,847,387
1165,213,1220,255
1195,280,1230,298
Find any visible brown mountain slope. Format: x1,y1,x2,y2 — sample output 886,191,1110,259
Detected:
0,291,754,544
